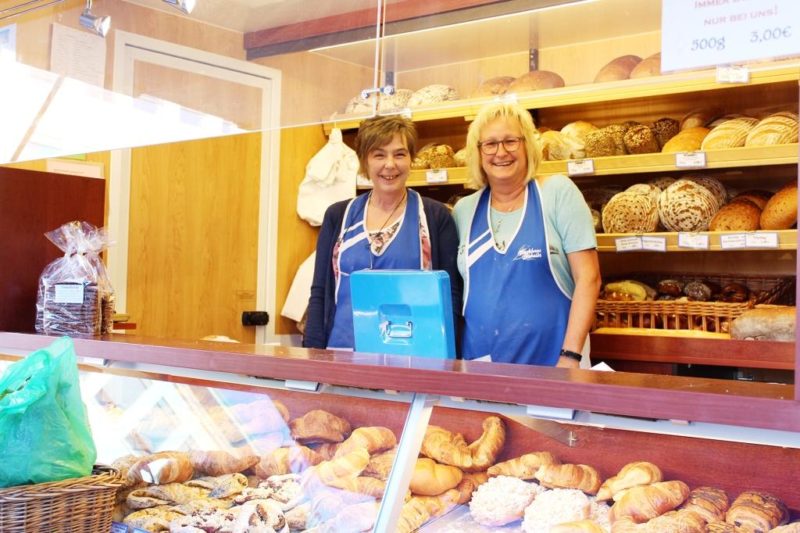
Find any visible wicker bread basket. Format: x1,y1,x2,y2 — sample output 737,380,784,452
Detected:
595,275,794,333
0,465,122,533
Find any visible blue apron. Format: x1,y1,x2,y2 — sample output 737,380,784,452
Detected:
327,189,424,349
462,181,571,365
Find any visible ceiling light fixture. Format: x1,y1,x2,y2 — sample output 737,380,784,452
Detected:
79,0,110,37
162,0,196,15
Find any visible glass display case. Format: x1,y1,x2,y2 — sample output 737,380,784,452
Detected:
1,332,797,532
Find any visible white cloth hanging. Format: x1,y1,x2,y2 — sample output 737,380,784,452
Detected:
281,252,316,322
297,128,358,226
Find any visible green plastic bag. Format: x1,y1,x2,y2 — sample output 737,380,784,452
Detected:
0,337,97,487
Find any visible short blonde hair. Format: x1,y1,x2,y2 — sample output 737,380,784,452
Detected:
354,115,418,178
465,102,541,189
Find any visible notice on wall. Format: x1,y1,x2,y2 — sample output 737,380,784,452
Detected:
50,23,106,87
661,0,800,72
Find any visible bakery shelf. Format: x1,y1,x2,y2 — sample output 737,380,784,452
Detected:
596,229,797,252
357,167,472,190
537,144,799,177
323,63,800,134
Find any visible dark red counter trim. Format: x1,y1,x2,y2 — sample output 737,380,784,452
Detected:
1,332,797,432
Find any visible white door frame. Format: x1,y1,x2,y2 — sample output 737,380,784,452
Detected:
110,31,282,343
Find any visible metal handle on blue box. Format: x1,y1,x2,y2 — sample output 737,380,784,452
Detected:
386,320,413,338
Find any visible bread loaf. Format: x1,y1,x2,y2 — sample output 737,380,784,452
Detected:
701,117,759,150
760,182,797,229
662,127,710,152
596,461,662,501
602,190,660,233
745,111,799,146
709,200,761,231
681,108,721,130
658,179,719,232
471,76,516,97
408,84,458,107
610,480,690,523
561,121,599,159
629,52,661,78
289,409,351,444
686,175,728,207
594,55,642,82
487,451,559,479
652,118,680,148
409,457,463,496
585,128,620,157
534,463,602,495
730,306,796,341
508,70,565,92
540,130,572,161
726,491,790,531
623,125,660,154
732,190,771,210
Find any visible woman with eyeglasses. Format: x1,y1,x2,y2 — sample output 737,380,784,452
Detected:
452,102,601,368
304,115,461,350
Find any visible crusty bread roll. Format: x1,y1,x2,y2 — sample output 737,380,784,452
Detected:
594,55,642,83
596,461,662,502
701,117,759,150
471,76,515,98
661,127,710,153
745,111,799,146
730,307,796,341
709,200,761,231
624,125,660,154
629,52,661,78
732,190,771,210
540,130,572,161
409,457,463,496
610,480,690,523
760,182,798,230
508,70,565,92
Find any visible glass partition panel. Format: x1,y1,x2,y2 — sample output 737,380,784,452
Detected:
0,0,382,164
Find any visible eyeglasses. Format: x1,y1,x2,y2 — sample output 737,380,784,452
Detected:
478,136,524,155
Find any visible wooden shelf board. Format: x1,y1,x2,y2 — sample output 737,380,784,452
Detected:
597,230,796,252
357,167,471,189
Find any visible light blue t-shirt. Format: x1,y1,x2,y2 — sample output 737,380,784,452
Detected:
452,174,597,296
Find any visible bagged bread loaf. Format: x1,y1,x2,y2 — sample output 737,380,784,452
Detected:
730,306,796,341
594,54,642,82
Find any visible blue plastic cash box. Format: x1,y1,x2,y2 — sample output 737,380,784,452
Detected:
350,270,456,359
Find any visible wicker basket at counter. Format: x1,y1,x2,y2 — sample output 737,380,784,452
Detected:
595,275,795,333
0,466,123,533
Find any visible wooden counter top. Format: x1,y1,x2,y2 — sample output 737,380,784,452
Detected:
0,332,797,432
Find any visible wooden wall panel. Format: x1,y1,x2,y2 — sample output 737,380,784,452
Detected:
126,133,261,342
273,125,328,335
0,168,105,332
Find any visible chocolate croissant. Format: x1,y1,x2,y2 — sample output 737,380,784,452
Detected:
726,491,789,532
680,486,729,524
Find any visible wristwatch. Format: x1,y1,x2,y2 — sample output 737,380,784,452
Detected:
559,349,582,362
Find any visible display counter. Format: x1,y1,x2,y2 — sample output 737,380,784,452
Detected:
0,332,798,532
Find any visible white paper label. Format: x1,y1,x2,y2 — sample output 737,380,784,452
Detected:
642,236,667,252
675,151,707,168
678,233,709,250
425,169,448,184
615,236,643,252
567,159,595,176
746,232,779,248
661,0,800,72
716,65,750,83
720,233,747,249
54,283,84,304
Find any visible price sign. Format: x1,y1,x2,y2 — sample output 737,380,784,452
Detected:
642,236,667,252
746,231,779,248
675,151,707,168
425,169,448,184
662,0,800,72
678,232,709,250
615,236,643,252
567,159,595,176
720,233,747,249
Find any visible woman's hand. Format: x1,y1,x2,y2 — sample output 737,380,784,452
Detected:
556,355,581,369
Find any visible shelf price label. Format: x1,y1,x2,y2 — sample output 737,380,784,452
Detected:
675,151,707,168
661,0,800,72
615,236,643,252
642,236,667,252
678,232,709,250
720,233,747,249
716,65,750,83
567,159,595,177
745,231,779,248
425,169,448,184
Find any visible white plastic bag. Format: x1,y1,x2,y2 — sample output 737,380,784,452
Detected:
297,128,358,226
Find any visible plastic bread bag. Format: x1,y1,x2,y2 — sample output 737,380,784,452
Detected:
35,221,115,336
0,336,97,487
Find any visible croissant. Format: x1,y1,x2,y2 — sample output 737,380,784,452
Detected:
326,475,387,499
254,445,323,478
409,457,464,496
334,426,397,457
453,471,487,505
726,491,789,532
127,451,194,485
420,425,473,470
396,489,461,533
362,448,396,480
610,480,690,523
597,461,662,501
312,442,340,461
487,451,559,479
644,509,707,532
289,409,351,444
680,486,729,523
552,519,607,533
308,448,370,486
534,463,602,495
188,450,259,476
467,416,506,472
706,521,738,533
